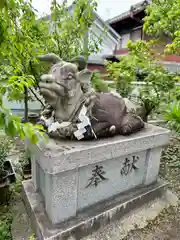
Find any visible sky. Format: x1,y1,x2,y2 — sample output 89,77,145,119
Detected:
31,0,141,20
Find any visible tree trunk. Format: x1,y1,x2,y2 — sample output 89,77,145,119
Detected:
24,87,28,122
83,31,89,58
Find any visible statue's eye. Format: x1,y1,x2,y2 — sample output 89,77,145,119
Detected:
46,79,52,83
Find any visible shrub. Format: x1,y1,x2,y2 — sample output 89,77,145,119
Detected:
165,102,180,132
0,216,12,240
105,40,178,121
91,72,109,93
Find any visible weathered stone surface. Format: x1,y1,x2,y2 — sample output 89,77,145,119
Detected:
23,123,172,239
22,179,168,240
27,124,170,225
45,169,78,224
31,124,170,173
82,189,178,240
77,151,147,210
144,147,162,185
12,188,178,240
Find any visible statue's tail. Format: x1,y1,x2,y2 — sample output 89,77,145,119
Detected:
38,53,61,64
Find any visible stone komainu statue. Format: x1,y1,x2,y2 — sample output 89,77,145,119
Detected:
37,53,145,140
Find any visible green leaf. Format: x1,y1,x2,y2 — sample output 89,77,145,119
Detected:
0,0,6,9
0,0,99,144
30,133,38,144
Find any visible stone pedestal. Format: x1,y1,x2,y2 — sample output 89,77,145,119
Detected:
23,124,170,239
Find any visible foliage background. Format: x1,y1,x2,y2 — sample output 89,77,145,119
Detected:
0,0,102,142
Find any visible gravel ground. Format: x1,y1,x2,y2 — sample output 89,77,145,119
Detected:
124,135,180,240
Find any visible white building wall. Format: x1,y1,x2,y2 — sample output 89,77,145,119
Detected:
121,33,130,48
88,17,120,63
131,29,142,42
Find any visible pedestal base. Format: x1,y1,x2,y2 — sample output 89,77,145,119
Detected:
22,179,168,240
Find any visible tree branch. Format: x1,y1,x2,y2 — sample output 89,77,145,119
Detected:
29,87,46,109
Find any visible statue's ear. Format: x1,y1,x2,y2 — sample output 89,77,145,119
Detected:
38,53,62,64
70,56,87,71
77,69,93,84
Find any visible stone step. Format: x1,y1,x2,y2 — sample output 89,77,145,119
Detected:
22,179,173,240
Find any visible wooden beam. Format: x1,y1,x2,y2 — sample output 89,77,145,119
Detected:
130,12,144,24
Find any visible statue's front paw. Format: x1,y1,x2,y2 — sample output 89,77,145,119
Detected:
109,125,116,134
48,122,77,139
120,124,132,136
